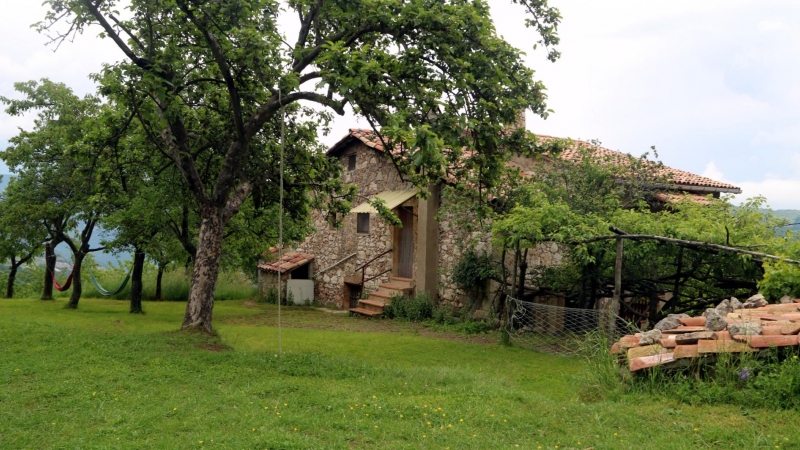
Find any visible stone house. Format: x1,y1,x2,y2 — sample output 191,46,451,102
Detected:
258,127,741,316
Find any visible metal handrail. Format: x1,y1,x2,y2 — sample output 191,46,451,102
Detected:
362,268,391,286
314,252,357,278
353,248,392,273
353,248,393,286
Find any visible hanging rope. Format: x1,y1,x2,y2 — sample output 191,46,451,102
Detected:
90,267,133,296
278,89,284,354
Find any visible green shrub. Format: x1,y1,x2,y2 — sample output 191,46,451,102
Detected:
259,286,279,304
383,292,435,322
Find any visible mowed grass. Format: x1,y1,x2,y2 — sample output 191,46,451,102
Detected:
1,299,799,449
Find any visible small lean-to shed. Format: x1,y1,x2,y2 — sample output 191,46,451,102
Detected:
257,252,315,304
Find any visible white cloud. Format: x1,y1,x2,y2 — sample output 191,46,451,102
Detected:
734,178,800,209
702,161,726,181
758,20,787,32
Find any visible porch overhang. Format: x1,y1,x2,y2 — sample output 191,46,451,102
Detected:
350,189,418,214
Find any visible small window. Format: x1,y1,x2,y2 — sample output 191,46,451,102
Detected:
357,213,370,234
347,154,356,171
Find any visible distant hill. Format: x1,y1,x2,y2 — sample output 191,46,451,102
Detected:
0,174,127,267
766,210,800,235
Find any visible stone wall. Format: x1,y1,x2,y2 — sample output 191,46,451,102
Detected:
296,141,414,307
436,205,567,311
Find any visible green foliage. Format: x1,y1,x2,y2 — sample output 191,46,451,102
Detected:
259,286,280,305
451,249,498,291
485,143,794,318
0,263,257,302
383,292,435,322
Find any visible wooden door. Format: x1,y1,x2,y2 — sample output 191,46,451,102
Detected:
397,208,414,278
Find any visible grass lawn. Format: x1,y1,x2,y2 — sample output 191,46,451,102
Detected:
1,298,799,449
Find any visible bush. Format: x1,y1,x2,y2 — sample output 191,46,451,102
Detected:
383,292,435,322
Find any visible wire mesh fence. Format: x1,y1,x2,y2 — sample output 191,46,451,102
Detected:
506,297,639,356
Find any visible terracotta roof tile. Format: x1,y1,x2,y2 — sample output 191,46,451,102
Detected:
330,129,741,193
257,252,315,274
540,135,741,193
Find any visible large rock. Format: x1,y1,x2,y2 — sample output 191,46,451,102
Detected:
703,308,728,331
742,294,768,309
654,314,689,331
729,322,762,337
715,299,734,315
675,331,716,345
639,329,663,346
729,297,743,309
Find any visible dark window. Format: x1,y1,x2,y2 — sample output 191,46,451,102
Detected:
291,263,311,280
347,154,356,171
357,213,370,234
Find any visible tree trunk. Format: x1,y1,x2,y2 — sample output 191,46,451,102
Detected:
66,253,85,309
42,242,56,300
6,260,17,299
155,263,165,300
182,209,225,333
130,249,145,313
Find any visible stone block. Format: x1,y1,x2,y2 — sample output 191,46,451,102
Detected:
674,331,716,345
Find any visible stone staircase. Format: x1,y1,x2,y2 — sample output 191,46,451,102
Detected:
349,277,414,317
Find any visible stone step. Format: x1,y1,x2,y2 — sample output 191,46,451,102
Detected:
379,283,413,295
389,276,414,289
369,290,393,300
349,307,382,317
358,299,386,313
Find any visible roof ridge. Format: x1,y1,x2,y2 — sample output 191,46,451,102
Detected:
329,128,741,193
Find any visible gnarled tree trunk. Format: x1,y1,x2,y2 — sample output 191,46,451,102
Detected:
6,259,17,299
130,248,145,313
66,253,85,309
182,208,225,333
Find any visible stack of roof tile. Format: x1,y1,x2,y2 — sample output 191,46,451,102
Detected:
612,296,800,372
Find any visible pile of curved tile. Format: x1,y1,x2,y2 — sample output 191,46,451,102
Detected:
611,295,800,372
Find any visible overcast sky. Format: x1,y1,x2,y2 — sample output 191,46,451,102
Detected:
2,0,799,208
